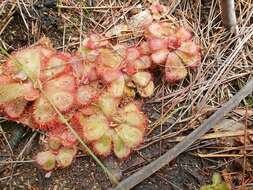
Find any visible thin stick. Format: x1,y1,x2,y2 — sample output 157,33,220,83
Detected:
113,78,253,190
219,0,237,29
58,5,124,10
242,105,248,189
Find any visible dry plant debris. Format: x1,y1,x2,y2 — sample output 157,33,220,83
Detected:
0,2,200,172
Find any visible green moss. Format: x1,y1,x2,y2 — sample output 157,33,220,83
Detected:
200,173,229,190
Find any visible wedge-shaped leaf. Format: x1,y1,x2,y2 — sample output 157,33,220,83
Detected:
176,50,201,68
4,98,27,119
123,102,139,113
0,75,12,84
165,53,187,82
79,47,99,62
113,104,146,131
131,56,152,70
123,85,136,97
79,105,100,116
97,48,122,69
69,56,85,81
112,133,130,159
132,71,152,87
178,41,200,56
123,112,146,132
96,65,122,83
137,81,154,98
12,48,42,81
145,22,164,38
83,62,98,82
117,124,143,149
0,83,27,103
92,129,113,156
42,54,69,80
48,91,74,112
22,82,40,101
0,82,38,103
126,47,140,62
149,37,168,51
45,74,76,92
48,136,61,150
38,46,55,58
77,85,98,106
36,151,56,171
160,22,177,36
175,27,192,42
85,34,101,49
33,97,56,128
151,49,169,65
176,41,201,68
138,41,151,55
108,75,125,98
60,130,77,147
56,147,77,168
98,93,119,117
80,113,109,141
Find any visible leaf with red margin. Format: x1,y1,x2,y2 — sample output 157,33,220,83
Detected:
137,81,154,98
0,83,28,103
112,132,131,159
47,90,75,112
151,49,169,65
165,52,187,82
9,47,42,81
97,48,122,69
79,112,109,142
107,75,125,98
98,93,119,117
60,130,77,147
132,71,152,87
92,129,113,156
77,84,98,106
32,96,58,130
0,82,39,103
138,41,151,55
125,47,140,63
128,56,152,72
113,102,146,132
48,135,62,151
56,147,77,168
148,37,168,51
79,105,100,116
116,124,143,149
145,22,165,38
4,98,27,119
176,41,201,68
96,49,123,83
175,27,192,42
41,53,71,80
35,151,56,171
44,74,76,92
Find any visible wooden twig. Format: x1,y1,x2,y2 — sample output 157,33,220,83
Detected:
219,0,237,29
113,78,253,190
